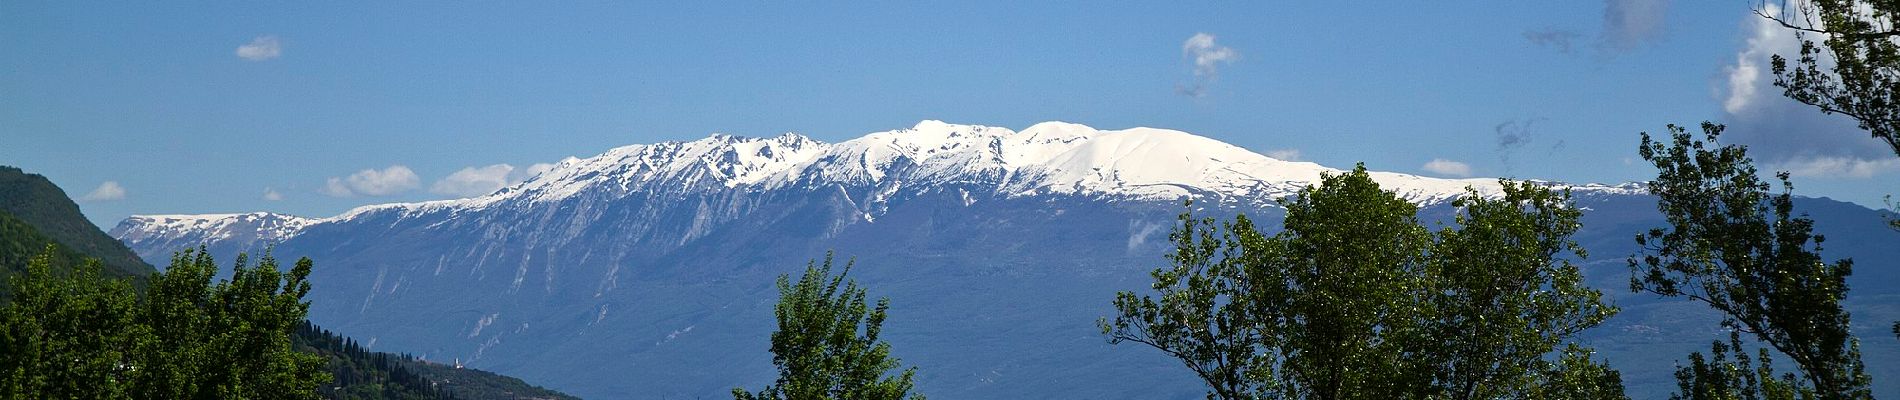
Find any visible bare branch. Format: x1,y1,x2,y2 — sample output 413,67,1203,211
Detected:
1754,8,1900,40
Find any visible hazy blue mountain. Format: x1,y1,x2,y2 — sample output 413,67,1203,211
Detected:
113,121,1900,398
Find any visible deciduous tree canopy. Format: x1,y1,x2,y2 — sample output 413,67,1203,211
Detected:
734,254,923,400
1103,165,1622,399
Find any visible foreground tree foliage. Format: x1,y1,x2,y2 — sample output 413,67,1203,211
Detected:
1269,164,1434,399
1424,180,1622,399
1102,165,1622,399
1632,123,1872,400
734,254,922,400
1670,332,1812,400
0,245,328,399
1762,0,1900,156
0,246,142,399
1758,0,1900,345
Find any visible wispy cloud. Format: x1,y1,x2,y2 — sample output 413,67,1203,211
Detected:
262,187,285,201
1266,149,1303,161
80,181,126,201
321,165,420,197
1422,159,1474,177
1599,0,1670,53
1523,29,1581,53
1776,157,1900,179
431,164,516,198
519,162,559,180
1524,0,1668,56
1493,117,1558,172
1495,119,1536,154
1127,219,1170,253
428,161,565,198
236,35,282,61
1176,33,1238,98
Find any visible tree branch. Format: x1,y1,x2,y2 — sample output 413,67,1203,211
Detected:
1755,9,1900,40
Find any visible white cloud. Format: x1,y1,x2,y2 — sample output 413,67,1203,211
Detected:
1422,159,1474,177
1266,149,1303,161
431,164,516,197
80,181,126,201
518,162,558,180
319,180,351,197
1716,1,1894,179
236,35,282,61
262,187,285,201
1184,33,1237,77
321,165,420,197
427,161,566,199
1723,6,1797,115
1177,33,1239,97
1775,157,1900,179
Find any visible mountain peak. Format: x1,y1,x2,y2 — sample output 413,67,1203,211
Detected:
124,121,1640,238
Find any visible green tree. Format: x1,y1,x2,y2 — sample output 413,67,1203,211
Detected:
0,246,329,399
734,254,922,400
1758,0,1900,343
1104,165,1623,399
1529,344,1629,400
1420,181,1621,399
1632,123,1871,399
1669,332,1812,400
1761,1,1900,156
132,247,329,400
1101,204,1272,399
0,245,144,399
1270,164,1435,399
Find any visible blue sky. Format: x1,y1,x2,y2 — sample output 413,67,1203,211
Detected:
4,1,1895,227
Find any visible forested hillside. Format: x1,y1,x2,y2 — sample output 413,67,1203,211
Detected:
0,165,579,399
0,166,151,278
0,211,92,300
296,321,577,400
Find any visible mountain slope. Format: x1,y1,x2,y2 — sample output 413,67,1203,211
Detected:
111,121,1897,398
111,120,1639,249
0,210,101,300
295,321,577,400
0,166,153,278
0,165,575,400
114,212,316,264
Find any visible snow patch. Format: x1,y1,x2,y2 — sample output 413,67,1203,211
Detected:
469,313,500,338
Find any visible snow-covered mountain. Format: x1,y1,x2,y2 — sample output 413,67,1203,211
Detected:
114,212,315,262
110,121,1894,398
114,120,1635,246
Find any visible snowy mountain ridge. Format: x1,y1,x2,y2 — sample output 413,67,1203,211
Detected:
114,120,1640,243
113,212,317,260
104,121,1900,400
502,119,1551,204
